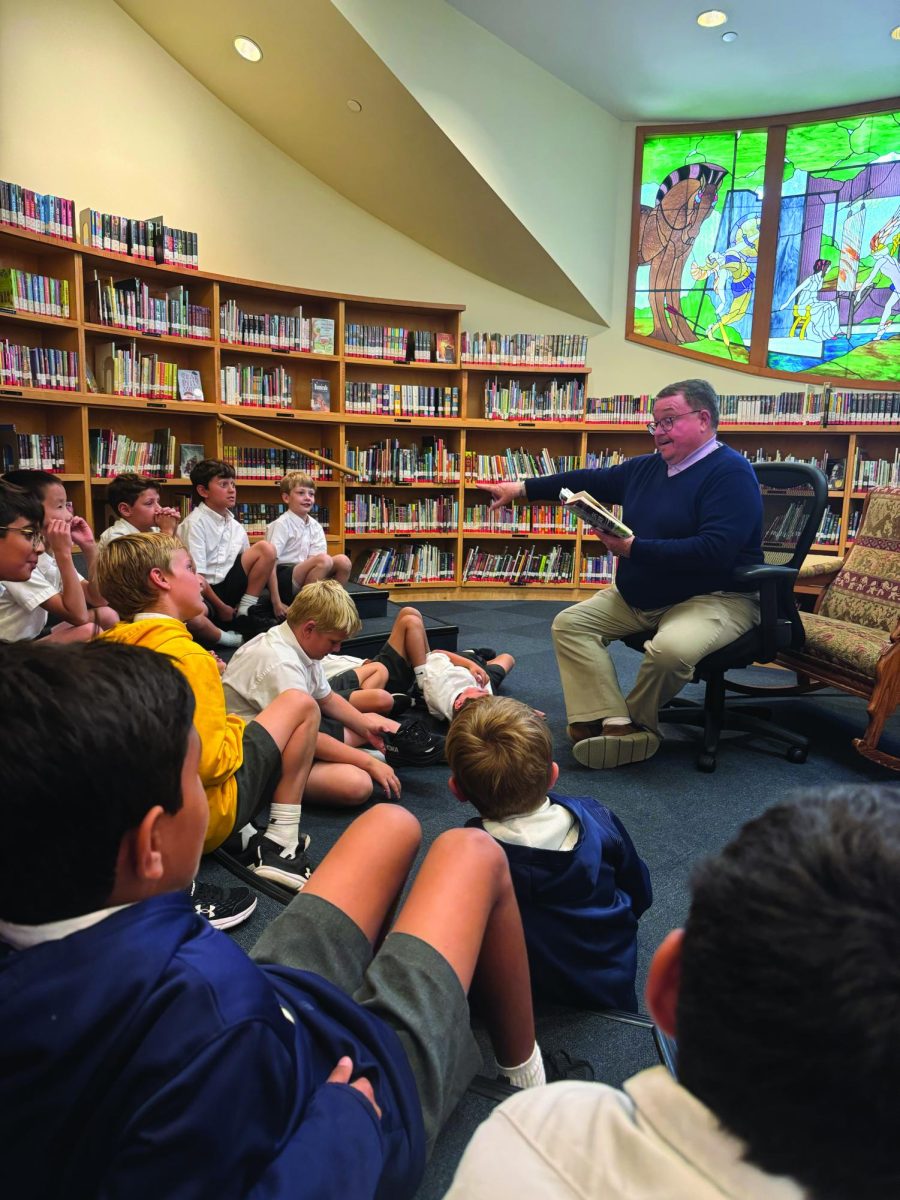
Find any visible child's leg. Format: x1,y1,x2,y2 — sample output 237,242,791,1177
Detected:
330,553,351,583
391,828,535,1070
290,553,337,590
387,606,430,668
354,661,390,690
185,612,241,647
347,687,394,715
239,541,277,600
303,761,373,807
250,690,319,855
41,606,117,642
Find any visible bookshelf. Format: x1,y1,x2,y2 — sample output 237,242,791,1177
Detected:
1,221,897,601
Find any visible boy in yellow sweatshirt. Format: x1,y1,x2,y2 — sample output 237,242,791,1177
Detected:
97,533,319,891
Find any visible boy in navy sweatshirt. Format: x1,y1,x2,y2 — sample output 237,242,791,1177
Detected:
447,695,652,1011
0,641,551,1200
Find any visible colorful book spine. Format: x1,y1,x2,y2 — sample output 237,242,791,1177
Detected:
0,268,70,317
344,438,460,484
221,444,334,481
461,332,588,368
0,181,75,240
0,341,77,390
344,382,459,418
344,493,458,534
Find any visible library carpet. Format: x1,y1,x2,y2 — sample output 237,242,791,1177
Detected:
198,598,900,1198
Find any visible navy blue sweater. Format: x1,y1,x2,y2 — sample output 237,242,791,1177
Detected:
469,793,652,1012
526,445,763,609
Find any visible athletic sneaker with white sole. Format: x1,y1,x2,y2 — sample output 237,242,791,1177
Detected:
382,717,445,767
248,833,314,891
189,880,258,930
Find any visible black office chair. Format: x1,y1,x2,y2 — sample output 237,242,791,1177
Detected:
624,461,829,772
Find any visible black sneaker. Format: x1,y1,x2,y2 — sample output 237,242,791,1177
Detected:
544,1049,596,1083
231,610,278,639
382,717,445,767
249,833,314,891
389,692,413,717
462,647,497,662
189,880,257,930
221,825,311,864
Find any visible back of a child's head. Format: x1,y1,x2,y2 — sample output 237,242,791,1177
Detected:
95,533,184,620
0,478,43,528
190,458,235,502
677,784,900,1200
445,695,552,820
106,473,155,513
2,468,60,502
286,578,361,638
0,640,194,924
279,470,316,495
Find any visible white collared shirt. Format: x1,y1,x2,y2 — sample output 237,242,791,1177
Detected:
420,650,493,722
265,510,327,564
667,437,721,477
0,903,134,950
176,503,249,584
222,621,331,718
0,552,82,642
98,517,159,547
483,797,579,851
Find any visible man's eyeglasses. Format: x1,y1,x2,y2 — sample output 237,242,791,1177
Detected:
646,409,702,435
0,524,45,549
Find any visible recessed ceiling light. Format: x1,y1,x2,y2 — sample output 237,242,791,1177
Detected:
722,30,739,42
697,10,727,27
233,35,263,62
346,99,363,113
891,24,900,39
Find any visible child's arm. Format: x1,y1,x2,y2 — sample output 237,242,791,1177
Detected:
68,515,107,606
314,729,401,798
199,576,234,625
319,689,398,751
155,505,180,535
432,650,489,686
268,560,289,620
42,520,90,625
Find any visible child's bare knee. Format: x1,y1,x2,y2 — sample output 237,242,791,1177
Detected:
367,802,421,845
432,826,507,876
257,541,277,565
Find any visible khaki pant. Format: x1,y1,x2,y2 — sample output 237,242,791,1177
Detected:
551,586,760,734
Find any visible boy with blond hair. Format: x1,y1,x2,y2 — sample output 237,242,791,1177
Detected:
266,470,351,616
97,533,319,891
446,695,652,1011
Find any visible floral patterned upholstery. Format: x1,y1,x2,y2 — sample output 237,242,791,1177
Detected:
791,613,891,684
818,486,900,634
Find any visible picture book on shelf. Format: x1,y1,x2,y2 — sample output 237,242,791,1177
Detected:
310,318,335,356
310,378,331,412
177,369,204,401
434,332,456,364
179,443,205,477
559,488,633,539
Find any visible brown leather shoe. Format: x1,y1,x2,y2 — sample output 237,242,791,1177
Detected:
600,722,640,736
567,721,606,743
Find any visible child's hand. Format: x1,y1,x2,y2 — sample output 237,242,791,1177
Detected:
368,758,401,800
45,518,73,557
155,506,180,535
357,712,399,751
466,662,489,687
272,597,289,620
68,515,95,549
327,1056,382,1119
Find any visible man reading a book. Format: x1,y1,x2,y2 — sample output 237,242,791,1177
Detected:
483,379,763,769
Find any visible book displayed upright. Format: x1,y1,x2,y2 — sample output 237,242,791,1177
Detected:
310,379,331,411
177,369,204,401
310,318,335,355
559,488,633,539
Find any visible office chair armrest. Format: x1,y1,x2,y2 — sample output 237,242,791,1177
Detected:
733,564,799,586
733,564,802,658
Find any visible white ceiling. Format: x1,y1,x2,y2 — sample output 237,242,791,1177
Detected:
447,0,900,122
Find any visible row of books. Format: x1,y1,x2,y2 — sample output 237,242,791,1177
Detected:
220,302,306,351
0,428,65,472
582,390,900,428
815,509,842,545
851,451,900,490
762,500,811,549
344,382,460,419
461,332,588,368
0,181,75,240
462,504,578,534
0,341,78,391
461,544,575,584
220,365,293,408
585,449,629,469
221,444,335,481
89,427,176,478
234,501,328,537
411,330,455,363
463,449,579,482
0,268,70,318
483,378,585,422
344,495,459,534
353,544,455,585
79,210,199,269
343,325,453,362
345,438,460,484
580,553,617,585
94,342,178,400
90,275,212,339
828,390,900,425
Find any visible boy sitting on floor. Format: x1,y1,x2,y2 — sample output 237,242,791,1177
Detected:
177,458,278,638
0,639,554,1199
447,784,900,1200
0,469,117,643
99,472,237,648
446,695,652,1012
222,583,442,811
266,470,351,618
97,533,319,891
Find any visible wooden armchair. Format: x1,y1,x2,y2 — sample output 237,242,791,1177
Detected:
773,486,900,771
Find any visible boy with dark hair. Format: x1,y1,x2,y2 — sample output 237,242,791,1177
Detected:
0,479,44,583
0,469,117,642
97,533,319,891
446,695,651,1011
176,457,278,637
0,640,553,1199
447,784,900,1200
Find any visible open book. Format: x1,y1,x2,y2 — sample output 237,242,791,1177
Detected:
560,488,633,539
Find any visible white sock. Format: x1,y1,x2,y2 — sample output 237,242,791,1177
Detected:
217,629,243,647
237,593,256,616
413,664,426,688
603,716,633,729
265,803,301,853
497,1041,545,1089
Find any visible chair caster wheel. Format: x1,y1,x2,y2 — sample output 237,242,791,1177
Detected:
787,747,807,764
697,753,716,773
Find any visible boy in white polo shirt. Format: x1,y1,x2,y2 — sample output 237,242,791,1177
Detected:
176,458,278,638
266,471,351,617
